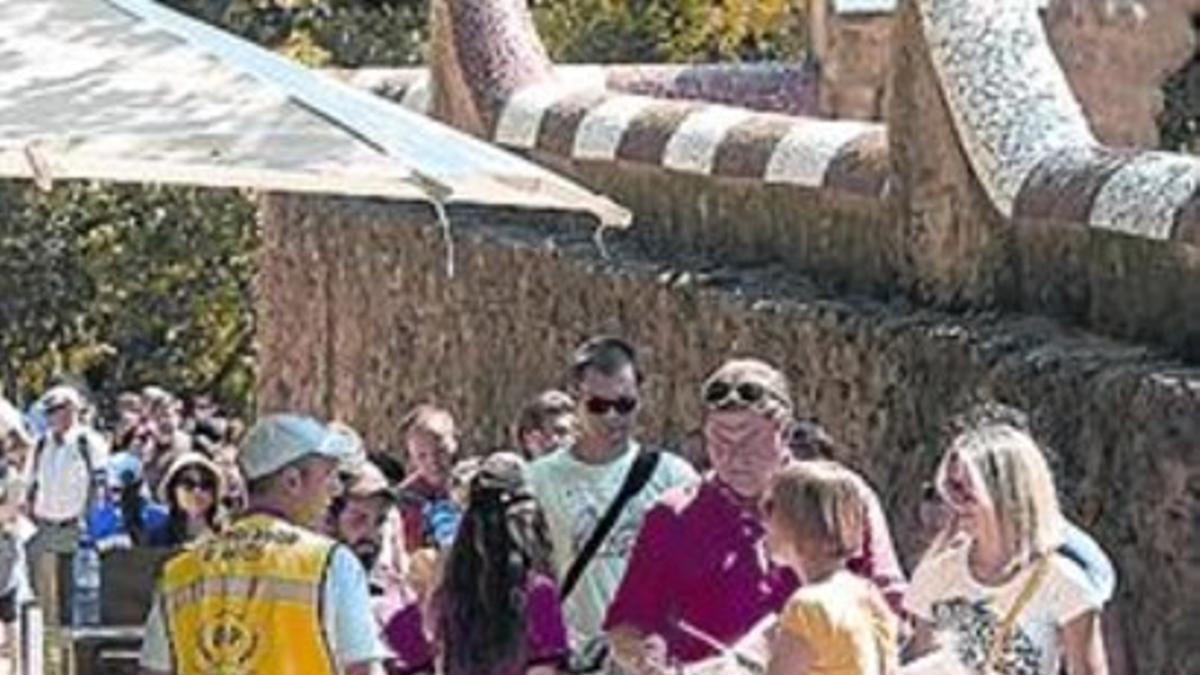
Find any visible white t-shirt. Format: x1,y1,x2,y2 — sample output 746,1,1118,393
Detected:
903,539,1101,675
140,545,390,671
527,442,698,646
24,426,109,521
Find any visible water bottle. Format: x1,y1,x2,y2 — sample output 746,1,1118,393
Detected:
72,536,101,626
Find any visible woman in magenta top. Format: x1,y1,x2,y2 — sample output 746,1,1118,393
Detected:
433,452,569,675
604,359,906,672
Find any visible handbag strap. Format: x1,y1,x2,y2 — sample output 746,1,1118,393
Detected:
560,450,660,599
986,555,1051,671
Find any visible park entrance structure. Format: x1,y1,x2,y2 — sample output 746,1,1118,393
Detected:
0,0,630,673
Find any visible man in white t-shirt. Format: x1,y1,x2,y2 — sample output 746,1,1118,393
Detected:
22,385,108,596
527,337,698,667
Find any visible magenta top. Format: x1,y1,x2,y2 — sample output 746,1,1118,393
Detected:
603,475,906,664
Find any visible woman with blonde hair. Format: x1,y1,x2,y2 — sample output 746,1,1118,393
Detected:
903,424,1109,675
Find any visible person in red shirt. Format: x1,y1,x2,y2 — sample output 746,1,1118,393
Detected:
397,405,459,551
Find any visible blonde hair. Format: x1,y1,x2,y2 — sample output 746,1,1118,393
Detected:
768,460,865,561
937,424,1065,563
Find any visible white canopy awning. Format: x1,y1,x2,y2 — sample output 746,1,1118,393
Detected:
0,0,630,227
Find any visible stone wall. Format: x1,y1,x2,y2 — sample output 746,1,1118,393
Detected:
258,193,1198,674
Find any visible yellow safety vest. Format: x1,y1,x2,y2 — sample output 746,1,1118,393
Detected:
160,513,338,675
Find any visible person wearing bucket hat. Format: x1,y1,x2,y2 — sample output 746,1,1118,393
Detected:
155,452,225,547
140,413,389,675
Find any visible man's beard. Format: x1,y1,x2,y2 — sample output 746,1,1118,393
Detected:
352,541,381,571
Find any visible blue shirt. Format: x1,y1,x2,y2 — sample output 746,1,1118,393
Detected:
86,500,171,549
1060,520,1116,604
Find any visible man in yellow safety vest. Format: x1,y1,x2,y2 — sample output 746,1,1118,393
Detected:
139,413,389,675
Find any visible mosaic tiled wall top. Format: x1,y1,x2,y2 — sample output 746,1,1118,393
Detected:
399,0,1200,245
423,0,889,198
920,0,1200,242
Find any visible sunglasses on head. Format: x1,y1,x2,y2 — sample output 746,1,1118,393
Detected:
584,396,638,416
703,380,768,409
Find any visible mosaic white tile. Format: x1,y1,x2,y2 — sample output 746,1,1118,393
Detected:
494,78,603,149
400,73,432,114
662,105,752,175
764,120,875,187
572,95,656,161
918,0,1093,216
1090,152,1200,240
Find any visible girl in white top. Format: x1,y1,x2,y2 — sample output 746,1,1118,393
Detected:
902,424,1109,675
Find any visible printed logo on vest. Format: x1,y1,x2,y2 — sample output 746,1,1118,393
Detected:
196,607,260,675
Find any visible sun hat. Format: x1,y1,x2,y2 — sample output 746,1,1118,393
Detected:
238,413,352,481
42,385,84,412
343,460,396,500
157,451,225,503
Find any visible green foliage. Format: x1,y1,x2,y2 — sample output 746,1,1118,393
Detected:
163,0,430,67
1159,46,1200,154
0,182,258,418
531,0,806,64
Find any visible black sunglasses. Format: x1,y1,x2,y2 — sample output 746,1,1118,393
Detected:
177,475,216,492
703,380,766,408
584,396,638,416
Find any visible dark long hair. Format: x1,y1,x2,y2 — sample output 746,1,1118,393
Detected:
163,463,221,546
437,454,554,675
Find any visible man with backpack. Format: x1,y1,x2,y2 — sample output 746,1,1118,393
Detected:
22,385,108,596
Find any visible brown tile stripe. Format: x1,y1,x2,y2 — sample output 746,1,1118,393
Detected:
710,115,797,180
535,89,615,158
615,100,703,165
823,129,890,196
1172,182,1200,245
1012,146,1134,225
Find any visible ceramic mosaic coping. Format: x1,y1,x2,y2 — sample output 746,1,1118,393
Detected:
353,70,885,197
355,62,820,119
920,0,1200,243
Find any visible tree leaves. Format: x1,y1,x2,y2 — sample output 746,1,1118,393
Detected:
0,182,257,417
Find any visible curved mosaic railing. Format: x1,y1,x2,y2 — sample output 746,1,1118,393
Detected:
425,0,887,198
360,62,818,118
921,0,1200,243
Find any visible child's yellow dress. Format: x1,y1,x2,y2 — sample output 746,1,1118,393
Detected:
778,570,897,675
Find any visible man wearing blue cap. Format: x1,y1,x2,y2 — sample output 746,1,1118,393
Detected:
139,413,389,675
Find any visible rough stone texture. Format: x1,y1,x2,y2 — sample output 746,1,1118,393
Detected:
1044,0,1200,150
890,0,1200,360
817,13,894,120
257,193,1199,675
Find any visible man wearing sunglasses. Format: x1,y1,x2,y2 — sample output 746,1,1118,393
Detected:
526,336,698,671
605,358,905,674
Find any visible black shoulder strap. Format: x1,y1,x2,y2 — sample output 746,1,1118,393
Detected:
26,435,48,509
561,451,661,599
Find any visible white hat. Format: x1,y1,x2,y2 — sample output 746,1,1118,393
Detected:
42,385,84,411
238,413,351,481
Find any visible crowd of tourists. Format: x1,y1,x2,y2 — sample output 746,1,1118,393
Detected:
0,336,1117,675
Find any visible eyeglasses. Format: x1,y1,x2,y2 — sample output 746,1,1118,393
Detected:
703,380,768,409
583,396,638,416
